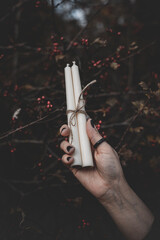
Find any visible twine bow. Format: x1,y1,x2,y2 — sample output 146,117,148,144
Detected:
66,80,96,144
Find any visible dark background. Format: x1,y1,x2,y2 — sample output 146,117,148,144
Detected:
0,0,160,239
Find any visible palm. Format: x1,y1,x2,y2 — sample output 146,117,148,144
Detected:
72,147,123,199
60,119,123,200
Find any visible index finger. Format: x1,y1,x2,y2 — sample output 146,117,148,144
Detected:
60,124,70,136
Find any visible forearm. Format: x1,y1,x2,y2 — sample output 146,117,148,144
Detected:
99,177,154,240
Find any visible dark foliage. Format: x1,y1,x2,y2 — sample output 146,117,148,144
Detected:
0,0,160,239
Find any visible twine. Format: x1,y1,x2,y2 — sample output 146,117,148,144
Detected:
66,80,96,144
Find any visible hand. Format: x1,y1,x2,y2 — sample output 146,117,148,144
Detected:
59,119,154,240
59,118,125,201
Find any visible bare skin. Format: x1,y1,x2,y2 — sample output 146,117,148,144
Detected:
59,118,154,240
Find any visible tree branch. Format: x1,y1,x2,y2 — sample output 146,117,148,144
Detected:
116,98,150,152
0,108,64,141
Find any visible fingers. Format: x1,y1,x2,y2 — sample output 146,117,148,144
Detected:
60,140,75,154
59,124,70,136
86,119,111,153
61,154,74,166
59,124,75,167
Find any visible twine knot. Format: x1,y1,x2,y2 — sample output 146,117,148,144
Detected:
66,80,96,144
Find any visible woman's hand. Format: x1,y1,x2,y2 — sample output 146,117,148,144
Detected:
59,118,124,202
59,118,154,240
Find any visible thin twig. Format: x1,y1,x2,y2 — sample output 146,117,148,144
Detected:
116,98,149,152
0,115,48,141
87,90,145,98
0,108,64,141
0,139,44,146
119,41,156,62
101,118,132,129
53,0,67,8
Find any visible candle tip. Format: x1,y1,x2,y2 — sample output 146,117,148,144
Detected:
66,63,70,67
72,61,76,65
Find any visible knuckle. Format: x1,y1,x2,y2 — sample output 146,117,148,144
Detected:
61,154,67,161
60,140,65,149
90,134,96,143
90,133,101,145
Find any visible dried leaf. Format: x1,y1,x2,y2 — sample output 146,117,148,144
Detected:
129,41,138,51
21,84,34,90
105,98,118,107
139,81,148,90
119,145,133,165
130,41,136,46
132,100,144,111
129,45,138,51
143,106,149,115
110,62,120,70
152,89,160,97
147,135,160,144
91,37,107,46
149,108,159,116
145,93,151,99
129,126,144,133
55,54,65,62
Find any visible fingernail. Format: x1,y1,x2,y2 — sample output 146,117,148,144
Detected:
90,119,95,128
86,114,90,121
67,157,71,161
61,127,66,133
67,146,73,152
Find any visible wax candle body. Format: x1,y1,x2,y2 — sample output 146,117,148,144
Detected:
64,64,82,166
71,62,94,167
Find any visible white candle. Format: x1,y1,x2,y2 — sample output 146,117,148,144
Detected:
71,61,94,167
64,64,82,166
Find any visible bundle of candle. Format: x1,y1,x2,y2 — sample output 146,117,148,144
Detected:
64,61,94,167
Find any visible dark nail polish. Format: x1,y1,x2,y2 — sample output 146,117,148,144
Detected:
67,157,71,161
61,127,66,133
90,119,95,128
86,114,90,121
67,146,73,152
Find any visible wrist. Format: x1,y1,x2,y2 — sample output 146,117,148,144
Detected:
98,175,154,221
97,175,131,206
98,176,154,240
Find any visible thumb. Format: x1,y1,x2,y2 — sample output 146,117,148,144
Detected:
86,119,110,153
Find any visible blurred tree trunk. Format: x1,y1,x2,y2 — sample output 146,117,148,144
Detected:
12,0,22,80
